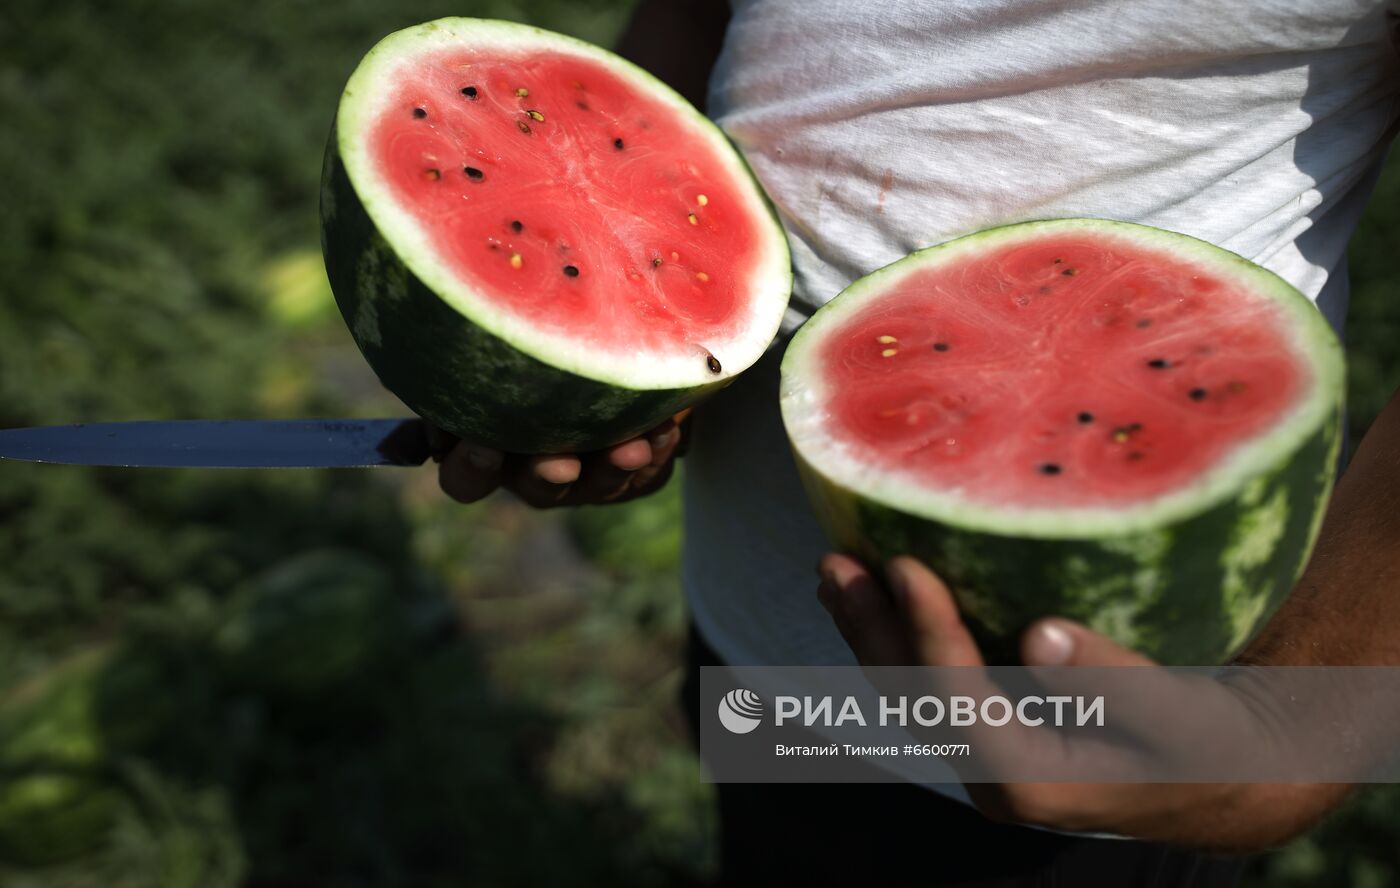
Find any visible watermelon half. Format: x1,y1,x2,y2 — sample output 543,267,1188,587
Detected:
781,220,1344,664
321,18,791,452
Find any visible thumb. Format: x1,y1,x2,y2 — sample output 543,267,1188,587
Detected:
1022,618,1158,667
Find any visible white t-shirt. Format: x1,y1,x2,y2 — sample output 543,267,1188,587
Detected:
683,0,1400,671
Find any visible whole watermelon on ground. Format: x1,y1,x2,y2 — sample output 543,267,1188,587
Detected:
780,219,1344,665
321,18,791,453
212,550,402,697
0,649,138,866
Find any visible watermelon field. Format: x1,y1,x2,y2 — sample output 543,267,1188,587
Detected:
0,1,1397,885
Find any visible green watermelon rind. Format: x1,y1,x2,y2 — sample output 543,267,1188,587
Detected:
322,18,792,452
795,409,1340,664
780,219,1345,664
781,218,1345,538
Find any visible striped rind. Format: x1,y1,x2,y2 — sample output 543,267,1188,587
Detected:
781,219,1346,664
326,17,791,420
796,409,1340,664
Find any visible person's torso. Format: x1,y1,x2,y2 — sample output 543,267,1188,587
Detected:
684,0,1400,672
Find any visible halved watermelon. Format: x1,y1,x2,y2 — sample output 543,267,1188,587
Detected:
322,18,791,452
781,220,1344,664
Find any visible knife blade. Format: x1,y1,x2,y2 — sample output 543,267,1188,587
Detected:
0,419,433,468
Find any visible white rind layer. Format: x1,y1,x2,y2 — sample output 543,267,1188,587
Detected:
780,219,1345,539
336,17,792,391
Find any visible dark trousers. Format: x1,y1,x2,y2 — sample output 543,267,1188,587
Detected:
682,625,1249,887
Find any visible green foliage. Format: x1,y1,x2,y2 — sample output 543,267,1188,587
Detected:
0,0,720,883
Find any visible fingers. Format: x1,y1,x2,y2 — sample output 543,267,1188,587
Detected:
439,412,690,509
1021,618,1221,754
1022,618,1155,668
438,440,505,503
565,434,651,503
508,453,582,507
426,425,459,463
816,554,915,667
885,556,985,668
607,436,654,471
621,420,681,497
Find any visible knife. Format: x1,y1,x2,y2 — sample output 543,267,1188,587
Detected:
0,419,433,469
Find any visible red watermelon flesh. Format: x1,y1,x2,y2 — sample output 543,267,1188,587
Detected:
369,48,764,355
818,233,1306,508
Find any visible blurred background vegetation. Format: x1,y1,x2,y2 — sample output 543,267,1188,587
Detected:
0,1,1395,885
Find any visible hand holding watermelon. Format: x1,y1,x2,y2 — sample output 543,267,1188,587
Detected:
815,381,1400,849
815,553,1347,850
435,410,688,507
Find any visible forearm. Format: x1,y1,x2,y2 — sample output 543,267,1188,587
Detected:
1242,385,1400,665
614,0,731,110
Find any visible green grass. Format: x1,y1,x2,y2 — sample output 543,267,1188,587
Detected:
0,0,1396,884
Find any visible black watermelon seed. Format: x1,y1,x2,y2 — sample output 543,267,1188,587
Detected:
461,86,478,98
413,107,427,119
613,137,625,150
517,120,532,134
1061,268,1078,276
1052,258,1063,264
706,354,722,373
464,166,484,180
1136,318,1153,328
577,101,590,111
1189,387,1207,401
1039,463,1062,476
510,220,523,233
652,257,663,267
933,342,950,352
1147,358,1170,369
563,265,579,277
1077,411,1094,424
